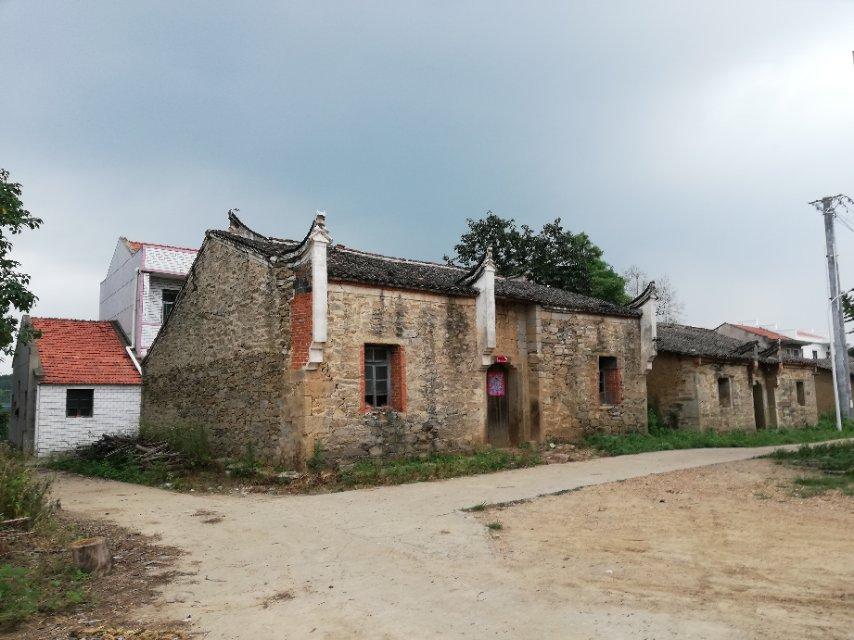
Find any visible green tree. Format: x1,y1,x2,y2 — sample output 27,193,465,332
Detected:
843,293,854,332
0,169,42,354
446,213,628,304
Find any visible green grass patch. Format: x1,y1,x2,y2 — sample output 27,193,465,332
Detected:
45,456,170,486
486,521,503,530
0,559,88,629
586,421,853,457
338,449,543,487
770,441,854,497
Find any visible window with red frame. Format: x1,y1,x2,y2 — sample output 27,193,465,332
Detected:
598,356,621,405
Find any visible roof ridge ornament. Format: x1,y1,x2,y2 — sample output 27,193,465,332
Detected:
457,246,497,287
628,280,657,309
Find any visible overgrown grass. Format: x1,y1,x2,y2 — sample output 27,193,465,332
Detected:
46,456,171,486
1,445,89,630
0,446,55,525
586,417,853,457
770,441,854,497
139,422,212,468
338,449,543,487
0,559,87,629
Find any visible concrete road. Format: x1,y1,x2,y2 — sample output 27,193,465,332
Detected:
51,444,837,639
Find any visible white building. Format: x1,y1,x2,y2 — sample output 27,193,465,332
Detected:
99,238,197,357
9,317,142,456
779,329,831,361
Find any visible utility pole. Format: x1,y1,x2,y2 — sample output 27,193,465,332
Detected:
811,195,852,423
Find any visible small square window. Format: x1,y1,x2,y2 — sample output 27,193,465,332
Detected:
66,389,94,418
162,289,180,322
796,381,805,406
717,377,732,408
598,356,620,405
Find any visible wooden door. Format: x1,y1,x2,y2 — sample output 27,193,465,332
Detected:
487,365,510,446
752,384,766,429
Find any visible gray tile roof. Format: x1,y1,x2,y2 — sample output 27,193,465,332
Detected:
657,323,753,360
209,230,640,317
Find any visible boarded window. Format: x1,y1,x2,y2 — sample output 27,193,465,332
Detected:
796,381,805,406
718,377,732,407
598,356,621,405
66,389,94,417
162,289,180,322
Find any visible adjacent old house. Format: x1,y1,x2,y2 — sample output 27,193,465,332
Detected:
142,213,658,468
99,237,198,358
649,323,819,431
715,323,808,359
814,358,854,417
9,317,142,456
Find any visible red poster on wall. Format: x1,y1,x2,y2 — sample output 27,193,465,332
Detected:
487,370,506,397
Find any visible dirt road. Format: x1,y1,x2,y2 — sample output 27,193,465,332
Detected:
51,445,853,639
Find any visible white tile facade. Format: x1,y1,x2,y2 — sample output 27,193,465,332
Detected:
35,384,141,456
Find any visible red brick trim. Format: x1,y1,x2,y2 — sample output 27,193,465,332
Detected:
291,292,312,370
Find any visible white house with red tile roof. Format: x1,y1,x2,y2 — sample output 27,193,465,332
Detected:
714,322,809,359
99,237,198,357
9,317,142,456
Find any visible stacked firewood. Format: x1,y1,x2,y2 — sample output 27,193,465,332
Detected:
78,434,183,470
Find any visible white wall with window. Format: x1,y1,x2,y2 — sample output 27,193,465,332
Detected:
34,384,141,456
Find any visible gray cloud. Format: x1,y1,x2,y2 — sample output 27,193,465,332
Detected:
2,0,854,372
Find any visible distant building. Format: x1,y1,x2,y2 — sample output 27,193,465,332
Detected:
778,329,830,361
99,238,197,358
648,323,819,431
9,317,142,456
715,323,807,359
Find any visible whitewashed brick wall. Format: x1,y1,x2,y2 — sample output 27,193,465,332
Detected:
35,384,141,456
144,245,197,275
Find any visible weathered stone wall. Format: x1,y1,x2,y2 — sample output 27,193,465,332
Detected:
815,369,835,418
535,310,647,441
142,238,299,465
694,362,756,432
773,366,818,427
647,353,700,430
302,283,483,461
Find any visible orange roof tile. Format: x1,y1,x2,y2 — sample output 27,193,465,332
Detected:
731,324,790,341
30,318,141,385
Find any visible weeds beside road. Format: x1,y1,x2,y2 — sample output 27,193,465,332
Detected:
771,440,854,496
586,416,853,456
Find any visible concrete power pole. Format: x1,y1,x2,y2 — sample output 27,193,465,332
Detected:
817,195,852,420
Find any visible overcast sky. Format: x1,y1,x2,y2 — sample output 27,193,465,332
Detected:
3,1,854,371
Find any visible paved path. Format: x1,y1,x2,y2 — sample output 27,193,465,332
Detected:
51,444,839,639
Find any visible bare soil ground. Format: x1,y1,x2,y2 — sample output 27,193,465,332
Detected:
48,446,854,639
476,459,854,640
4,514,188,640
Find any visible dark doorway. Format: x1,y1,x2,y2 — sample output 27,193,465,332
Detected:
487,364,515,447
752,383,766,429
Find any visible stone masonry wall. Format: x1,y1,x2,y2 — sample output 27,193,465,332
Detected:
302,283,484,461
535,310,647,441
773,366,818,427
694,362,755,432
142,238,299,466
647,353,701,429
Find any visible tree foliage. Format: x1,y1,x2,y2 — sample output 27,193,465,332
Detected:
0,169,42,354
445,213,628,304
843,293,854,332
623,265,684,323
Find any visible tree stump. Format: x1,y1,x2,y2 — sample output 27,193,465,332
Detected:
70,537,112,575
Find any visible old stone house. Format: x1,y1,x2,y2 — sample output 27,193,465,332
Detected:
814,358,854,418
10,317,142,456
648,323,819,431
142,213,657,467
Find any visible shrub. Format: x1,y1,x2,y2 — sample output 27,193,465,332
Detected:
0,446,55,525
307,441,326,473
139,422,212,469
0,411,8,442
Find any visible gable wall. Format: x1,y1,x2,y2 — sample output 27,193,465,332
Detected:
536,310,647,440
141,238,299,465
99,240,142,344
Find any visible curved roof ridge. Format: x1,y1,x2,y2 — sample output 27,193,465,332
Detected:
333,245,465,271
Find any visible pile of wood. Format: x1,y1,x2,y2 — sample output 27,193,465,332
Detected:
80,434,183,470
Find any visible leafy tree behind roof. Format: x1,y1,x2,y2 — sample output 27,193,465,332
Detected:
0,169,42,355
446,212,628,305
